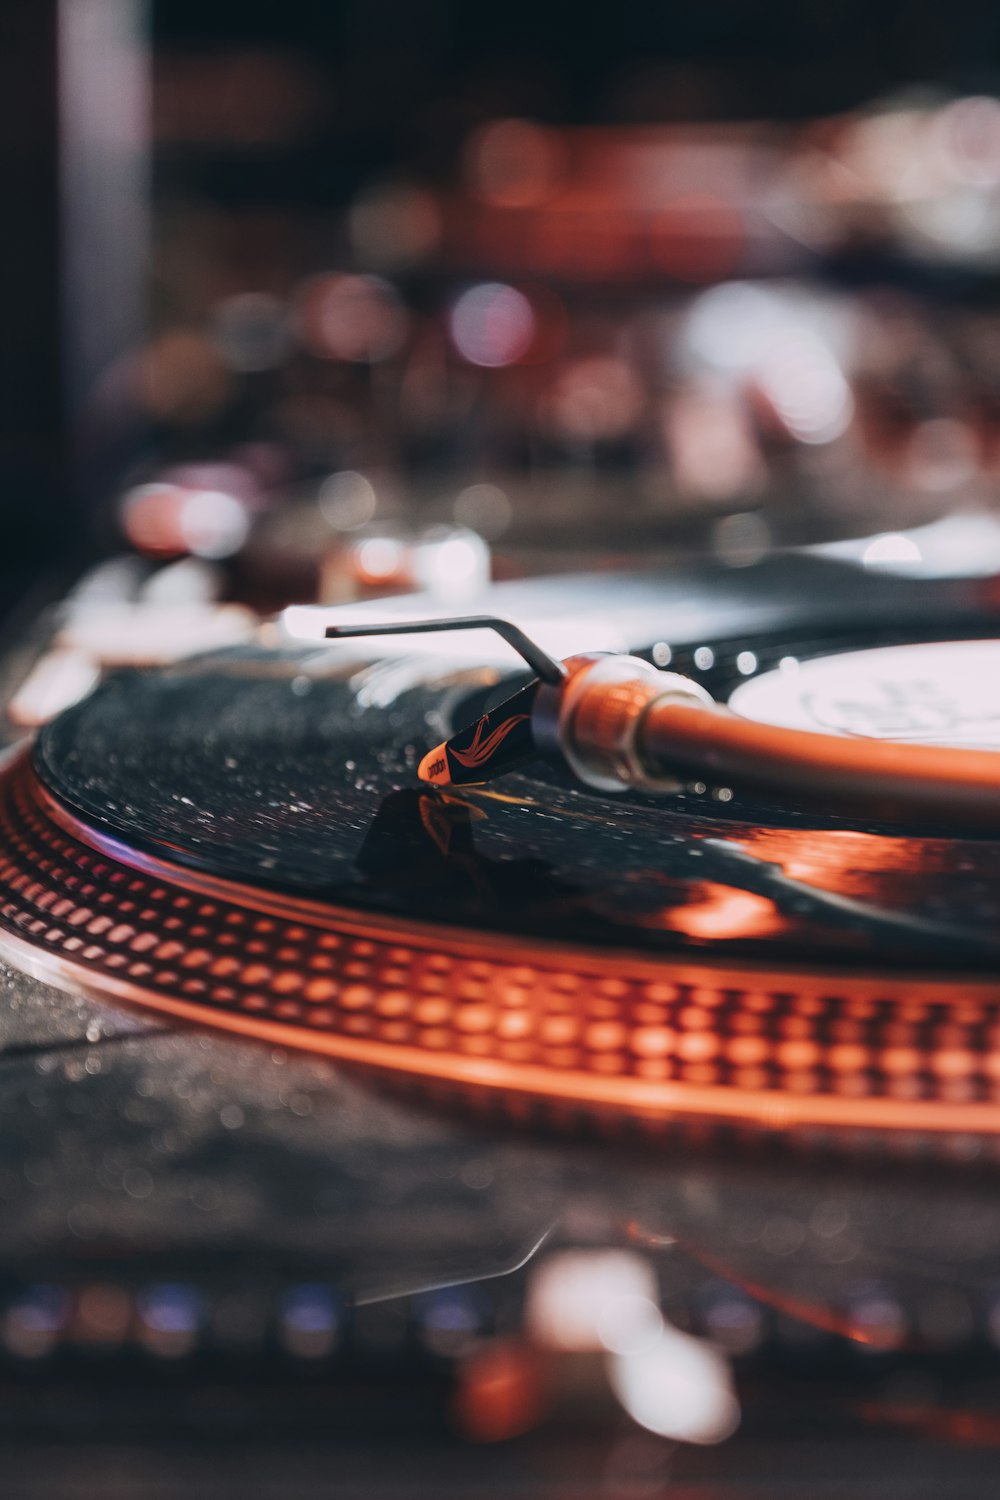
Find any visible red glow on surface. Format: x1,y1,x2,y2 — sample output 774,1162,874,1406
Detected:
663,887,782,941
453,1339,545,1442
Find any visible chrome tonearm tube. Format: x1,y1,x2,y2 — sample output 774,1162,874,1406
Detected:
325,616,1000,823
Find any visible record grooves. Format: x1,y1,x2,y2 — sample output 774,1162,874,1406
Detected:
2,748,1000,1141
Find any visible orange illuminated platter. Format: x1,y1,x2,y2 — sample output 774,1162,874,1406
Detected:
3,577,1000,1148
1,552,1000,1146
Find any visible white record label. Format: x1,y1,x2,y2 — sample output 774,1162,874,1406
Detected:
727,638,1000,749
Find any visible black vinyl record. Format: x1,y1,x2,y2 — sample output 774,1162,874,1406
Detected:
3,557,1000,1141
31,567,1000,973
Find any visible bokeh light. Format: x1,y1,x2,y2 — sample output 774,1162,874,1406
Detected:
318,470,378,531
297,274,409,362
350,183,442,270
607,1321,741,1446
449,283,536,368
935,95,1000,187
465,118,566,208
545,356,645,443
121,482,250,560
212,292,291,372
525,1251,660,1353
862,533,923,568
453,482,513,539
755,330,854,445
683,282,854,444
411,525,490,603
352,534,407,587
664,387,764,500
136,1284,203,1359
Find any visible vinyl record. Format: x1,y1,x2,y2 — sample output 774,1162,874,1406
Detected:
2,563,1000,1142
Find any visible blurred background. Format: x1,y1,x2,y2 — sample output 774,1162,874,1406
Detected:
6,0,1000,670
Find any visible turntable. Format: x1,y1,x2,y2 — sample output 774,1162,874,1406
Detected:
4,555,1000,1489
4,554,1000,1137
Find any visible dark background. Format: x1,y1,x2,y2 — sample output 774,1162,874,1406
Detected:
4,0,1000,599
154,0,1000,123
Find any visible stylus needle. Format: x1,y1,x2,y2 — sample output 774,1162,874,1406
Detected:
419,679,542,787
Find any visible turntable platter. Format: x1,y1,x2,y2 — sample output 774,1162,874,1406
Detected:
0,563,994,1142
